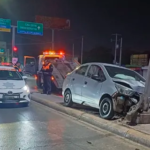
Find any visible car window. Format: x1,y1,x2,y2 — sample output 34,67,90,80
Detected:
87,65,106,81
0,70,22,80
75,65,88,76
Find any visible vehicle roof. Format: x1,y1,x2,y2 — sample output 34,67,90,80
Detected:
39,54,62,57
0,66,15,70
82,62,130,70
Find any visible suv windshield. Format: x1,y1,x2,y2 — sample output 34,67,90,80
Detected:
0,70,22,80
105,66,145,82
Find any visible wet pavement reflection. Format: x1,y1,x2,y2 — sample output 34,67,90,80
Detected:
0,101,148,150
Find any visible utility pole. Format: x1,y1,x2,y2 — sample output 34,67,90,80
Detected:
111,34,121,64
52,29,55,50
11,26,16,58
119,38,123,65
81,36,84,64
114,34,117,64
126,60,150,124
72,43,74,60
7,49,9,62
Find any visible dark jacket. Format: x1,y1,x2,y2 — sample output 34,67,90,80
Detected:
41,63,53,76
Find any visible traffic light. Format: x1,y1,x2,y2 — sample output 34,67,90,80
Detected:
13,46,18,52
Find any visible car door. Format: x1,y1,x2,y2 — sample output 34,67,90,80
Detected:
82,65,106,108
24,56,37,75
70,65,89,103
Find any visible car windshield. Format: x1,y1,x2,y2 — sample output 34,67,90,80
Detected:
105,66,145,82
45,57,60,62
0,70,22,80
19,71,23,76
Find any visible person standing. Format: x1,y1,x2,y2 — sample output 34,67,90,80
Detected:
41,60,53,94
16,62,23,71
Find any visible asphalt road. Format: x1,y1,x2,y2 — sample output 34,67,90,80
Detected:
0,101,148,150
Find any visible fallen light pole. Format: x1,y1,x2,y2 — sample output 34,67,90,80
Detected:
126,60,150,124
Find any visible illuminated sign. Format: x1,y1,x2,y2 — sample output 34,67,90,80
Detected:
0,18,11,32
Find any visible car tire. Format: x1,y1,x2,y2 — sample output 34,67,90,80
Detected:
99,97,114,120
64,90,73,107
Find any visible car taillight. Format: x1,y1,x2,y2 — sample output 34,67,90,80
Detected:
51,76,54,80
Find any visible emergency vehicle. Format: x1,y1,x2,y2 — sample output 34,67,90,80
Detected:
23,51,80,90
0,63,30,106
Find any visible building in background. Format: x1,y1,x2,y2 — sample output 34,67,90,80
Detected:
130,54,148,67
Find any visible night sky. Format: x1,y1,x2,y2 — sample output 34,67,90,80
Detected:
0,0,150,61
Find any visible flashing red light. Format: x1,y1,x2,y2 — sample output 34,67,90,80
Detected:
43,52,49,55
1,62,11,66
59,51,64,55
13,46,17,52
51,76,54,80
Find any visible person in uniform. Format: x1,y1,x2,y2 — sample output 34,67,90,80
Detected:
16,62,23,71
13,63,19,71
14,62,23,76
41,59,53,94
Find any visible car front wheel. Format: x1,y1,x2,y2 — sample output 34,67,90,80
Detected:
64,90,73,107
99,97,114,120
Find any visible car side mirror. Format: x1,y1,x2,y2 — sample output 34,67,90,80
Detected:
92,75,101,81
22,76,28,80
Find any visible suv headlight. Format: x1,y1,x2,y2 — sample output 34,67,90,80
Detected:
115,83,134,96
22,85,30,93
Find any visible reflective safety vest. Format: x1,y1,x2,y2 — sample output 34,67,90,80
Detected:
13,65,22,72
13,65,18,70
42,63,51,70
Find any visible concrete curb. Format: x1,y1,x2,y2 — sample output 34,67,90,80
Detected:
31,94,150,148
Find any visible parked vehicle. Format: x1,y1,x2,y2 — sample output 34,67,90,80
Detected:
62,63,145,119
0,63,30,106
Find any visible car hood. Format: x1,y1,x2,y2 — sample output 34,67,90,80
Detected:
0,80,25,89
113,78,145,93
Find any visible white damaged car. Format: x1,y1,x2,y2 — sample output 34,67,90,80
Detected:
63,63,145,119
0,65,30,106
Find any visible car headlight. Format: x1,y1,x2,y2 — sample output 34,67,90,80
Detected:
22,85,30,93
115,83,134,96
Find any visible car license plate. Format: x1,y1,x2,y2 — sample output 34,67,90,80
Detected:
4,96,14,99
4,96,19,99
14,96,19,98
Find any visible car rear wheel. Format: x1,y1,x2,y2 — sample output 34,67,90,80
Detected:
64,90,73,107
99,97,114,120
